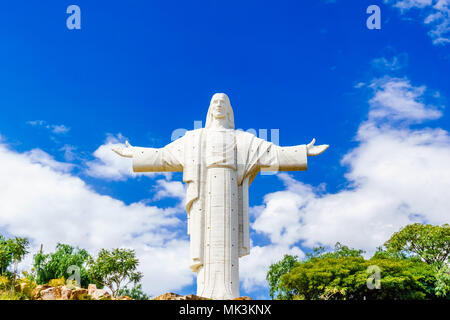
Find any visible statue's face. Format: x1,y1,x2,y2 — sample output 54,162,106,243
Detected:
211,96,229,120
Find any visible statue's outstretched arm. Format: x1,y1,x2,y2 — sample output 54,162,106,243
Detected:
112,138,184,173
265,138,329,172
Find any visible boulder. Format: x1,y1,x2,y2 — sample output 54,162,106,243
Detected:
32,285,50,300
87,284,97,296
181,294,210,300
91,288,111,300
153,292,181,300
40,287,61,300
61,286,72,300
71,288,89,300
153,292,210,300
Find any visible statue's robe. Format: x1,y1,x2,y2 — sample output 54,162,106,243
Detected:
132,128,307,299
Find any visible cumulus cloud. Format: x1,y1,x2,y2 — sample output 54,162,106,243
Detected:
385,0,450,45
0,140,193,295
240,245,304,292
24,148,75,173
368,77,442,122
153,179,186,204
243,76,450,293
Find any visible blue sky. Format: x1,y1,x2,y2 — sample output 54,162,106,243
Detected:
0,1,449,299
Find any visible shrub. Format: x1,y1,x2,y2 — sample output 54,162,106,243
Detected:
48,277,66,287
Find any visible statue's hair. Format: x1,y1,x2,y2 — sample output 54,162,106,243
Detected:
205,93,235,129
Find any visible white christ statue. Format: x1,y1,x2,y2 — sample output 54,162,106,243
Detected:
112,93,329,299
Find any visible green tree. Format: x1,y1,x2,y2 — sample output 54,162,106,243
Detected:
434,264,450,298
117,283,149,300
33,243,92,287
267,243,364,300
0,236,29,277
0,236,30,293
306,242,365,260
88,248,143,297
0,235,14,276
266,254,298,300
280,255,437,300
8,237,30,290
384,223,450,266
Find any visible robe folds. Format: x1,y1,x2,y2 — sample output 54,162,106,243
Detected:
132,128,307,273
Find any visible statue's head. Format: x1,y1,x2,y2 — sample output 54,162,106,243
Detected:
205,93,235,129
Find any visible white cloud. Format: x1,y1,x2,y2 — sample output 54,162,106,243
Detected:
51,125,70,134
0,140,193,296
243,76,450,292
24,148,75,173
371,53,408,71
393,0,433,10
386,0,450,45
60,144,77,162
240,245,304,293
27,120,71,134
368,77,442,122
153,179,186,205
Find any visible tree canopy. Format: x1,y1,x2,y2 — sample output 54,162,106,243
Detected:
280,255,436,300
0,236,30,277
33,243,92,287
267,225,450,300
384,223,449,266
88,248,143,297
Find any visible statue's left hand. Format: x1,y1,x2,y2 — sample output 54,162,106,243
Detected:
306,138,329,156
112,140,134,158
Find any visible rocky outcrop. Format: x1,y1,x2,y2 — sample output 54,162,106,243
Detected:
153,292,252,300
87,284,111,300
39,287,60,300
153,292,210,300
31,283,129,300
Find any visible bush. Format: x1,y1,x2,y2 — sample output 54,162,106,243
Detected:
15,277,37,299
48,277,66,287
0,291,24,300
0,276,9,290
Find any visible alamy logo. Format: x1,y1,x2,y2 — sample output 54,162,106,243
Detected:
366,265,381,290
367,5,381,30
66,5,81,30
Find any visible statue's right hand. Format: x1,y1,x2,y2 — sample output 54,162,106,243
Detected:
111,140,134,158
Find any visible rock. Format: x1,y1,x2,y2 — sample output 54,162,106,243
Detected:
61,286,72,300
153,292,210,300
71,288,88,300
32,285,50,300
91,288,111,300
153,292,181,300
181,294,210,300
87,284,97,296
40,287,61,300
